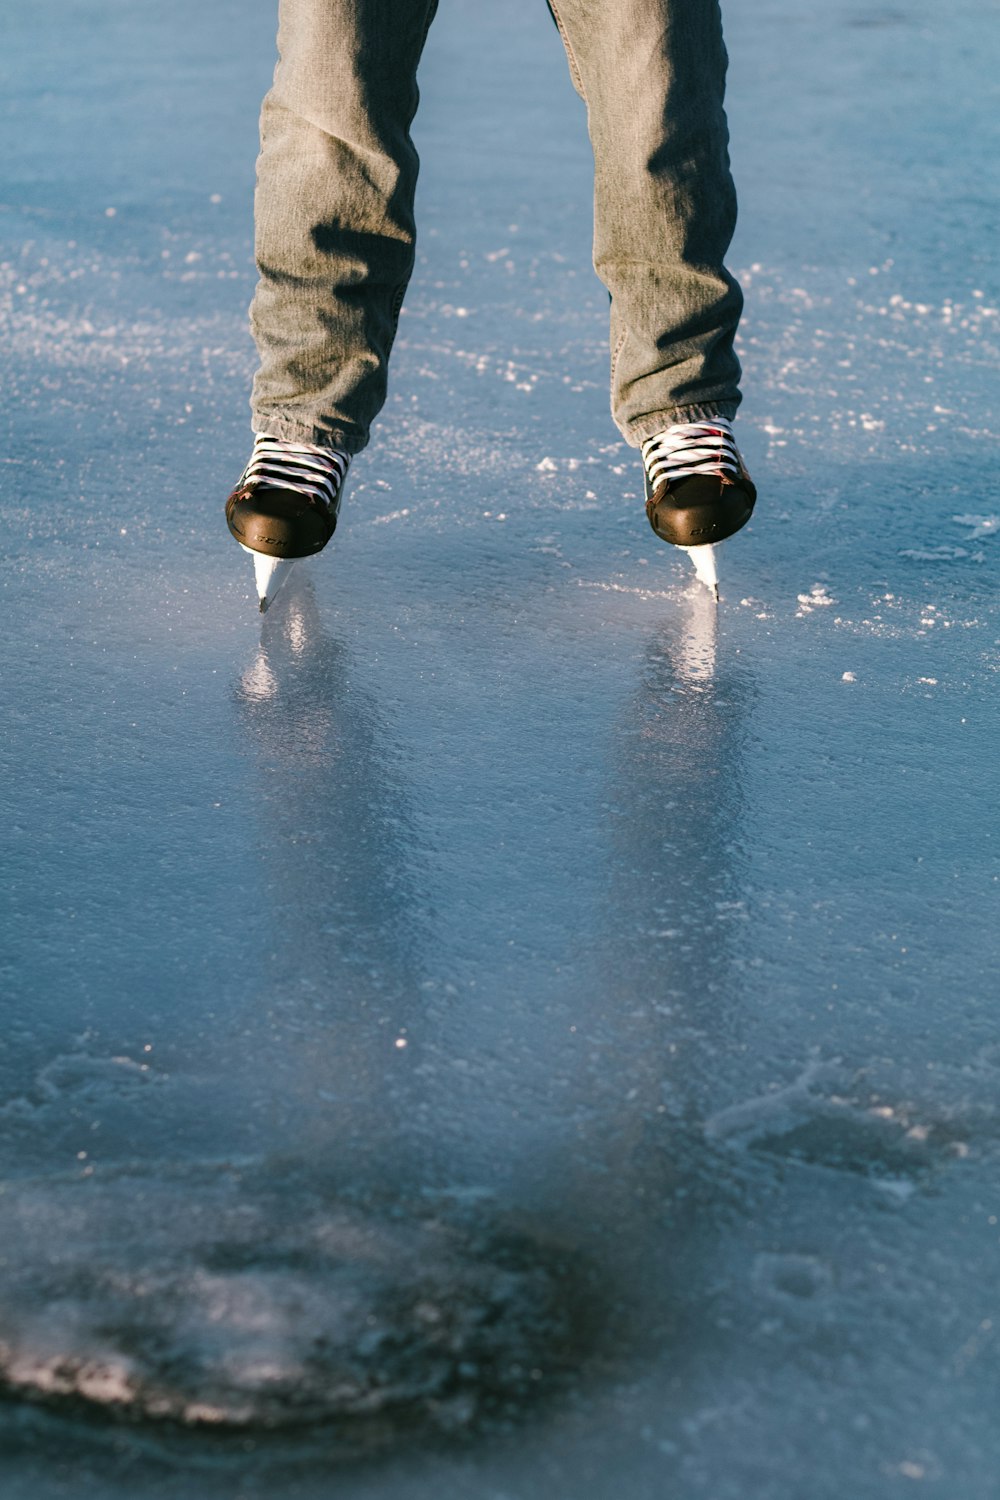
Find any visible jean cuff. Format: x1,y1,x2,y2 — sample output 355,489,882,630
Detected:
625,400,741,447
251,413,369,457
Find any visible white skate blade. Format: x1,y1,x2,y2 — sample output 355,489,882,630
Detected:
240,545,297,614
682,543,719,601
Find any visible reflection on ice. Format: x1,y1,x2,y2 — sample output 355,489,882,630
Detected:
238,584,314,702
239,648,278,704
284,593,309,655
672,586,719,686
229,571,432,1171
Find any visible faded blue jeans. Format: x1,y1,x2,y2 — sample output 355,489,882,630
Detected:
249,0,743,455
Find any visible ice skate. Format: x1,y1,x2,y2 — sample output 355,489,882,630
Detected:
641,418,755,600
226,435,350,611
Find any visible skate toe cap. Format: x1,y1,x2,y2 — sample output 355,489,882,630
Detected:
645,474,755,548
225,486,335,558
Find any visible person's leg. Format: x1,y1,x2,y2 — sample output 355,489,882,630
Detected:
546,0,753,573
546,0,743,441
228,0,439,605
249,0,440,454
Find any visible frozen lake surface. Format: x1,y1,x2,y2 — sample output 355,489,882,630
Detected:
1,0,998,1495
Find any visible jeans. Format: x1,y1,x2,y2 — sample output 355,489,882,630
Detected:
249,0,743,455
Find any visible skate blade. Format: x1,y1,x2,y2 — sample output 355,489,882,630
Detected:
240,546,297,613
681,543,719,601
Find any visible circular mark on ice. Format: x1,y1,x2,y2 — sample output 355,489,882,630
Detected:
752,1253,833,1304
0,1168,591,1438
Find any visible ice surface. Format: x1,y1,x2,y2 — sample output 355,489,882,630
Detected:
1,0,999,1497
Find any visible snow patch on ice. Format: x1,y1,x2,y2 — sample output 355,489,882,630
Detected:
705,1057,993,1187
0,1050,162,1120
900,545,970,562
951,514,999,541
369,507,412,525
796,584,836,616
576,578,680,602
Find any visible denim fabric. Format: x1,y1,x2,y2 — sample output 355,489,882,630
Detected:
249,0,743,454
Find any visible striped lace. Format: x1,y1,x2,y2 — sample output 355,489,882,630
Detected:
642,418,742,492
241,433,350,512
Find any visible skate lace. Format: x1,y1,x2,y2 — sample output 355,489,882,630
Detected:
642,418,743,491
241,434,350,512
